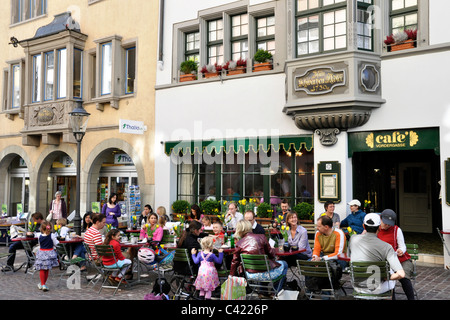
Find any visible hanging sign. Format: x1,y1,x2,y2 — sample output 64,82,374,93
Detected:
119,119,145,135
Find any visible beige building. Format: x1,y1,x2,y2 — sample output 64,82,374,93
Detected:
0,0,158,223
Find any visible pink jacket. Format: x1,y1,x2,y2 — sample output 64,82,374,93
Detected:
139,225,163,242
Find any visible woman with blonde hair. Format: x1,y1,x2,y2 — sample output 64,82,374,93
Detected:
230,220,288,292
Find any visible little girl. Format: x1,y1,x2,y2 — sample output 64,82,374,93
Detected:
35,221,59,292
191,236,224,300
56,218,70,238
103,229,132,284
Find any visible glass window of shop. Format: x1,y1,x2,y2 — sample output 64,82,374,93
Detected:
8,157,29,217
176,147,314,208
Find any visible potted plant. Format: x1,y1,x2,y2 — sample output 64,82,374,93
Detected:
199,199,221,216
253,49,273,72
171,200,190,215
385,29,417,52
201,63,222,79
179,60,198,82
293,202,314,222
224,58,247,76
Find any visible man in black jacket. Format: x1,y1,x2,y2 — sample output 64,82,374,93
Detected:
244,211,266,235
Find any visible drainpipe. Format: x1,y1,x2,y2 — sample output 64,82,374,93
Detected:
158,0,165,69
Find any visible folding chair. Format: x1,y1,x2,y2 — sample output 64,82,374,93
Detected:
21,240,37,279
94,244,132,295
55,243,86,287
349,261,393,300
241,254,285,300
0,252,12,274
296,260,343,300
83,242,104,288
405,243,419,299
170,248,199,300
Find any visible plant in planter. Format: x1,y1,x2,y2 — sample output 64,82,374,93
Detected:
293,202,314,221
179,60,198,82
201,63,222,78
253,49,273,72
171,200,191,214
256,202,274,219
224,58,247,76
385,28,417,52
199,199,221,215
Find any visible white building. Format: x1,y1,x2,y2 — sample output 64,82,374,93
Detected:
154,0,450,267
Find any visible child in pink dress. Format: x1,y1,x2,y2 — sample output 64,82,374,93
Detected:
191,236,224,300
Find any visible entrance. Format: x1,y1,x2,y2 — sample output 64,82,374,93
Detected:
352,150,441,233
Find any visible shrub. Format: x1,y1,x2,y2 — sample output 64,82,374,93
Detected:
253,49,272,63
293,202,314,220
180,60,198,74
199,200,221,215
256,202,274,218
171,200,191,214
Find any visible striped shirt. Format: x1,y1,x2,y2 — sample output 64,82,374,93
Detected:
84,226,103,260
312,228,346,260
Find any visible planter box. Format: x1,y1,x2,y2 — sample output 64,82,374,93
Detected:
253,62,272,72
227,67,246,76
179,74,196,82
203,72,219,79
256,217,273,226
389,39,416,52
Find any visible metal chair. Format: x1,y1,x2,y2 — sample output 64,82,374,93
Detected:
240,254,285,300
170,248,199,300
21,240,37,279
349,261,393,300
0,252,12,274
94,244,132,295
405,243,419,299
55,243,86,287
296,259,342,300
83,242,104,288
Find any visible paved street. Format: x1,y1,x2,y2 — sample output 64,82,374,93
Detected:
1,245,449,301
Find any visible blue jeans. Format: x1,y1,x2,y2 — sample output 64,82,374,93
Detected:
246,260,288,292
105,259,132,278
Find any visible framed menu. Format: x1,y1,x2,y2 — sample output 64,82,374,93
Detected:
318,161,341,203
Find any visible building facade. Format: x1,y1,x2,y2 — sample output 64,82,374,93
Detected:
0,0,159,224
155,0,450,267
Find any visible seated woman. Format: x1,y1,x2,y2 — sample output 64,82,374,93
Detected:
230,220,288,292
280,212,312,266
139,213,163,244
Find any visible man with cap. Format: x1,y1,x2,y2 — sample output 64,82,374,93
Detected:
340,199,366,235
378,209,416,300
348,213,405,296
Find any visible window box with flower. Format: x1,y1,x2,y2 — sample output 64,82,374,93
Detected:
179,60,198,82
201,63,222,79
224,58,247,76
385,29,417,52
253,49,273,72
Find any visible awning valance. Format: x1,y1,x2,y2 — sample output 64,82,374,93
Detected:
164,135,313,156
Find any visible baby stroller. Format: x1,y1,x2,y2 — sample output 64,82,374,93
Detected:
138,242,175,299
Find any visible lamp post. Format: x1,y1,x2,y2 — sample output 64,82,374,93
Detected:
69,101,90,236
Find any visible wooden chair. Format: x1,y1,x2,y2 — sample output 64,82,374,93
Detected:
94,244,132,295
406,243,419,299
349,261,393,300
240,254,285,300
296,260,341,300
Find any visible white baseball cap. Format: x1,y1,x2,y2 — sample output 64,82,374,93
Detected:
347,199,361,207
363,213,381,227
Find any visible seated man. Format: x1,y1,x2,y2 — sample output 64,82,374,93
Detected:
7,212,44,270
340,199,366,235
349,213,405,295
84,213,107,263
311,215,347,269
244,210,265,235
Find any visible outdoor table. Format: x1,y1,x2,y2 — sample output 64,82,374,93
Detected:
125,229,141,233
119,241,151,286
0,221,25,246
59,237,84,258
11,236,37,242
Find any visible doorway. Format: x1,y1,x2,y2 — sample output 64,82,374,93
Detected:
352,150,440,233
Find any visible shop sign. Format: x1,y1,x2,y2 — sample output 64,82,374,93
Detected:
114,154,133,165
119,119,145,135
348,128,440,156
294,67,346,95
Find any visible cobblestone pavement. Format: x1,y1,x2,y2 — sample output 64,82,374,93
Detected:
1,246,449,301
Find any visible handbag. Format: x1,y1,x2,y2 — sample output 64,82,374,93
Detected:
47,201,54,221
220,275,247,300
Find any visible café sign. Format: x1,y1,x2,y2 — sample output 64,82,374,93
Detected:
348,128,440,156
294,67,346,95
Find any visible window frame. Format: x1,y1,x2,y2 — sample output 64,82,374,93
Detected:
230,13,249,61
255,15,276,55
125,46,136,95
11,0,47,25
357,0,374,52
207,18,224,65
389,0,418,35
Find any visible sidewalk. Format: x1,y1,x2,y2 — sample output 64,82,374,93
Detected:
1,246,449,300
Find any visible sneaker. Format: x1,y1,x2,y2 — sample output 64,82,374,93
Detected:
42,285,49,292
37,284,42,290
107,276,118,285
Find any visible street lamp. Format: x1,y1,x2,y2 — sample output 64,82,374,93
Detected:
69,101,90,235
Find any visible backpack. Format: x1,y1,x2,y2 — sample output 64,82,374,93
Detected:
152,277,171,295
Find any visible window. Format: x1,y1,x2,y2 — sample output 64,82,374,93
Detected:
296,0,347,56
73,49,83,99
57,49,67,99
125,47,136,94
32,54,41,103
357,0,373,51
12,64,21,109
231,13,249,61
101,42,112,95
44,51,54,101
207,19,224,65
11,0,47,24
185,32,200,63
390,0,417,34
256,16,275,55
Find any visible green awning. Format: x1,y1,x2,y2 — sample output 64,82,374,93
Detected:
164,135,313,156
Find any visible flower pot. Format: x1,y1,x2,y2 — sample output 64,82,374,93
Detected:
227,67,246,76
253,62,272,72
389,39,416,52
255,217,273,226
179,73,196,82
203,72,219,79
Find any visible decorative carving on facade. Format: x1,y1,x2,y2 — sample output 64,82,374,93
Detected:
315,128,340,146
29,103,66,128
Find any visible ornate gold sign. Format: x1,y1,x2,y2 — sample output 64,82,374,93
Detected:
294,67,346,95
